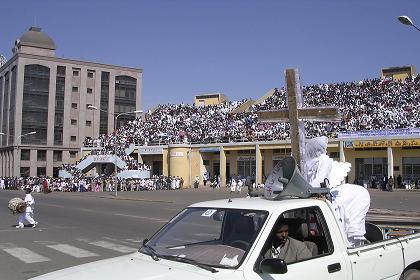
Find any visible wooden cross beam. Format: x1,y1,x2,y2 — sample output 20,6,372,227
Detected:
257,69,341,173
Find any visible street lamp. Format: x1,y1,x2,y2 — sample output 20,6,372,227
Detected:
398,15,420,32
88,105,143,196
17,131,37,141
88,105,143,131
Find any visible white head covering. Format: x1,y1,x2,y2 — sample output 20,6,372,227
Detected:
304,136,332,188
305,136,328,159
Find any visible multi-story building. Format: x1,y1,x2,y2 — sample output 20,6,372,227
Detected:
0,27,142,177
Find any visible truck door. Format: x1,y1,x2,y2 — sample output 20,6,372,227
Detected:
348,238,404,280
245,206,350,280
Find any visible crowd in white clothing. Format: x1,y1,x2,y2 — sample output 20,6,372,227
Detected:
83,76,420,151
61,76,420,180
0,175,184,193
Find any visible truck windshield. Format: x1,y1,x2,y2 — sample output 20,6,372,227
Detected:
141,207,268,269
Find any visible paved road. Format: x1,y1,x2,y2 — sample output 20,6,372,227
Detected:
0,187,419,279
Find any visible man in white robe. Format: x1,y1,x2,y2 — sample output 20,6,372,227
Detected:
16,188,38,228
304,136,370,247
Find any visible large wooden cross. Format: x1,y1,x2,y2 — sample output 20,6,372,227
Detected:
258,69,341,174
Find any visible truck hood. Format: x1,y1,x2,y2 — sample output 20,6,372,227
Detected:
30,252,222,280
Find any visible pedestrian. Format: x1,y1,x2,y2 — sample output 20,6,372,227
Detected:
230,178,237,193
397,174,402,189
203,171,209,187
194,175,199,188
16,187,38,229
387,176,394,192
237,178,243,193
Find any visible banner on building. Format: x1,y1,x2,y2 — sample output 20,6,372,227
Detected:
339,128,420,138
344,139,420,148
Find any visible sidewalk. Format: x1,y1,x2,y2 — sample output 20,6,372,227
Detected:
369,208,420,218
66,187,420,218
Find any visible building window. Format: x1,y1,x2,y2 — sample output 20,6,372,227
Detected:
21,149,30,161
37,150,47,161
0,77,3,146
71,119,77,125
70,151,77,158
86,120,92,126
402,157,420,182
71,103,78,109
22,64,50,145
53,150,62,162
87,88,93,94
100,72,110,135
37,167,46,176
237,158,256,178
9,66,17,145
72,86,78,92
20,167,30,177
115,75,137,130
73,70,79,76
329,152,339,159
203,160,210,166
54,66,65,145
87,72,94,78
355,157,387,184
71,136,77,142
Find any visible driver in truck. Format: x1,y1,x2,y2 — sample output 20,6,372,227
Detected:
264,220,312,263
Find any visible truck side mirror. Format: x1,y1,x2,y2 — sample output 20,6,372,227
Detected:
259,258,288,274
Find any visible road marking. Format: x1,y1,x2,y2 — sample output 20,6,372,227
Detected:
46,244,99,258
2,248,50,263
103,236,142,246
114,213,168,222
89,241,137,253
0,243,17,249
125,238,143,244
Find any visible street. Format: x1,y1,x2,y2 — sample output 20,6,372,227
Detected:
1,188,419,280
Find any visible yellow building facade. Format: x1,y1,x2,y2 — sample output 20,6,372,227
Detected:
126,128,420,188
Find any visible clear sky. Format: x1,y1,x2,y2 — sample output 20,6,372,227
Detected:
1,0,419,110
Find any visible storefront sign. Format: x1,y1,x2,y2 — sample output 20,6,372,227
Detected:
237,156,256,161
170,151,184,157
139,147,163,155
344,139,420,148
92,155,113,162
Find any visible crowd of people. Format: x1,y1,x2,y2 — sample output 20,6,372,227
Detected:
82,76,420,150
61,75,420,182
0,175,185,193
358,174,420,191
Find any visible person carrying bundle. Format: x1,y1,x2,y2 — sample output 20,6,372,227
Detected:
15,187,38,229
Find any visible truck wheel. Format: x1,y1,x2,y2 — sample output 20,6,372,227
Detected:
401,269,420,280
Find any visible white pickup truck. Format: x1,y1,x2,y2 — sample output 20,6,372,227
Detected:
31,195,420,280
31,157,420,280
